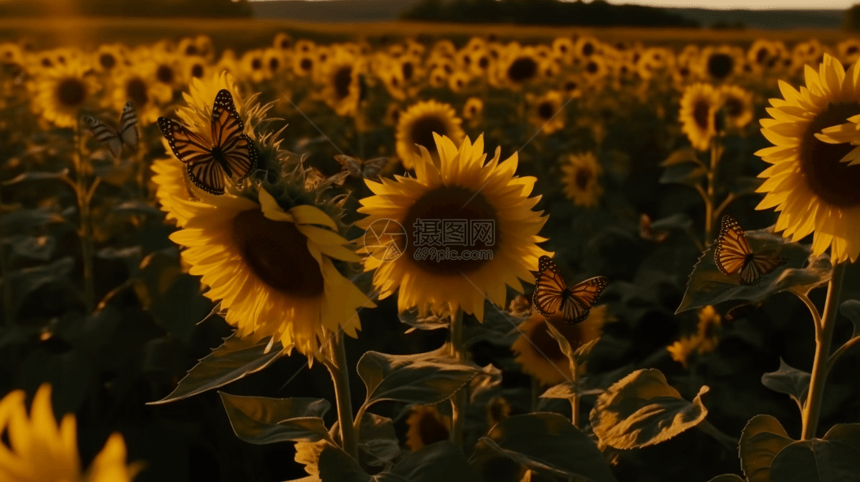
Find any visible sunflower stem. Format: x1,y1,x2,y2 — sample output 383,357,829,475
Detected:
801,262,846,440
324,330,359,460
703,138,720,246
449,308,467,450
74,119,95,313
0,181,12,326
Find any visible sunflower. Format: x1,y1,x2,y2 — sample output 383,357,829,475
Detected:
149,48,183,91
698,45,744,83
463,97,483,120
668,305,721,368
512,306,610,385
0,384,141,482
497,44,542,89
29,60,96,128
526,90,566,135
428,67,447,88
838,38,860,66
719,84,753,130
561,152,603,207
395,100,464,170
561,76,582,98
0,42,22,67
747,39,780,73
92,43,127,74
667,336,698,369
575,36,601,59
183,56,209,83
240,49,268,83
582,55,609,84
467,49,493,77
447,70,471,93
757,54,860,263
553,37,575,64
679,83,722,151
316,47,364,117
110,63,170,124
273,32,293,51
405,405,451,451
292,50,315,78
357,134,550,320
384,102,401,127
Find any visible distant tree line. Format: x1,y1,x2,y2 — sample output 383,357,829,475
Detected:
0,0,252,17
400,0,700,28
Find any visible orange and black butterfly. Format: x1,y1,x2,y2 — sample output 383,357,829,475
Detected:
157,89,257,196
532,255,609,325
82,101,138,158
714,215,785,285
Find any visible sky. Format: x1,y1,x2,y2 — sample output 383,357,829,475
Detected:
248,0,856,11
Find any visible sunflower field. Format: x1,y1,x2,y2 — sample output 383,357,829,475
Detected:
2,23,860,482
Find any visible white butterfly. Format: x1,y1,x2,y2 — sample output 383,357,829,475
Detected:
82,101,139,158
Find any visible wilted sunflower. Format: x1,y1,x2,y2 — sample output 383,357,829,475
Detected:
527,90,565,134
561,152,603,207
757,54,860,263
679,83,722,151
30,60,96,128
512,306,610,385
719,84,753,130
395,100,464,169
0,384,141,482
405,405,451,451
357,134,550,320
316,47,364,117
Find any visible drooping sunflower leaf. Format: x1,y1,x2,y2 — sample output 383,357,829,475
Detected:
1,169,69,186
840,300,860,338
219,392,331,444
761,358,811,413
316,442,375,482
541,382,603,399
389,441,476,482
659,162,707,186
739,414,794,482
470,413,617,482
770,423,860,482
356,349,480,408
464,302,523,347
0,208,65,233
147,333,286,405
6,257,74,310
676,227,828,314
399,309,448,333
590,368,709,449
357,413,400,468
544,321,577,375
661,148,703,167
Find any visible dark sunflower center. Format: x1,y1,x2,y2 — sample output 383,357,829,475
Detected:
575,168,592,190
693,99,711,130
724,97,743,118
191,64,204,78
564,80,578,91
402,186,499,276
99,53,116,69
269,57,280,71
126,78,148,107
185,45,198,56
41,57,52,67
417,412,449,446
531,317,587,363
300,58,313,71
582,42,594,56
799,101,860,207
707,53,734,80
679,67,689,77
409,115,448,156
756,48,769,64
280,39,291,49
232,210,325,298
537,101,554,120
156,64,174,84
334,66,353,99
849,46,859,55
402,62,414,80
507,57,537,83
251,58,262,70
57,78,85,107
478,56,489,69
586,61,598,74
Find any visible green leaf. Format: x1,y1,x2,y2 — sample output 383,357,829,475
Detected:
1,169,69,186
659,162,707,186
544,321,577,375
357,413,400,468
399,310,448,333
662,148,703,167
316,442,374,482
649,213,694,234
540,382,603,399
840,300,860,338
2,235,55,262
707,476,745,482
469,363,504,403
761,358,811,412
470,413,617,482
676,227,828,314
147,333,286,405
770,423,860,482
1,208,65,232
464,301,523,347
356,349,480,407
219,392,331,444
389,441,477,482
5,257,74,312
590,368,709,449
739,414,794,482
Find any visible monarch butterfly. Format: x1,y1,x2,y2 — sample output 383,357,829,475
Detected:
334,154,388,181
714,215,785,285
157,89,257,196
82,101,138,158
532,255,609,325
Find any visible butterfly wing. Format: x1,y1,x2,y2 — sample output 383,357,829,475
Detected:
561,276,609,324
118,101,139,150
739,253,786,285
157,117,225,195
362,157,389,179
334,155,363,177
532,255,566,318
715,215,752,276
211,89,257,180
82,115,121,158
